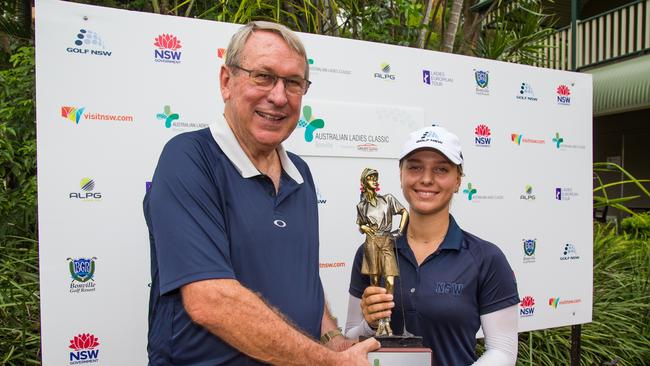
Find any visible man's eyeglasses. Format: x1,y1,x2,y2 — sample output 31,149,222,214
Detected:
230,65,311,95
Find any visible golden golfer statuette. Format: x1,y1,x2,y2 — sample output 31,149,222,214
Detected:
357,168,408,337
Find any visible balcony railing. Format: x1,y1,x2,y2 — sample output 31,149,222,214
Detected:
534,0,650,70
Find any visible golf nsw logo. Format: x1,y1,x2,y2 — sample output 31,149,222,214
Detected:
66,29,111,57
69,333,100,364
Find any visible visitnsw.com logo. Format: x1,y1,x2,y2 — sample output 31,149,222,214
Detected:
61,106,134,124
154,34,182,64
297,105,325,142
66,29,112,57
69,333,100,364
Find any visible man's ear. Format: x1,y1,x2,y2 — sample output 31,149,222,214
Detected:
220,65,232,102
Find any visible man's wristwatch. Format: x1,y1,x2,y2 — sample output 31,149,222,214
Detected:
320,328,343,344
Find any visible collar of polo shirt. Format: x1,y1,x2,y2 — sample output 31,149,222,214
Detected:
210,117,304,184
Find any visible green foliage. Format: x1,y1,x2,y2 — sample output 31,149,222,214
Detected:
0,45,39,365
516,224,650,365
0,236,40,365
594,162,650,216
474,0,557,64
621,213,650,240
0,45,36,237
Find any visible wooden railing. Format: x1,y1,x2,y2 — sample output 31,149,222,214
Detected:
535,0,650,70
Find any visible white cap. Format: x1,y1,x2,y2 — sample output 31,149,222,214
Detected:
399,125,463,166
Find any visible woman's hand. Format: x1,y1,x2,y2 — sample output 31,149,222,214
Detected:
360,286,394,327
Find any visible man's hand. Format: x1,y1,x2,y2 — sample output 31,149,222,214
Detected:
337,337,380,365
323,335,355,352
361,286,394,327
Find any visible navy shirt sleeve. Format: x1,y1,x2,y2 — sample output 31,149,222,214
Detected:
475,239,520,315
146,133,235,295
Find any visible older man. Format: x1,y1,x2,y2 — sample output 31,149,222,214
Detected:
144,21,378,365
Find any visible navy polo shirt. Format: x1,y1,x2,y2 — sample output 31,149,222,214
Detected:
349,215,519,366
144,118,324,365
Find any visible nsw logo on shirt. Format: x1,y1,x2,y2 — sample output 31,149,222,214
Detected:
433,281,464,296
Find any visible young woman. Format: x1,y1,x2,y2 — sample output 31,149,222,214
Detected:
345,125,520,365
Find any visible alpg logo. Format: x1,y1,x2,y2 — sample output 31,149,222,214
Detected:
520,185,535,200
519,296,535,317
156,105,179,128
374,62,396,81
68,257,97,294
69,178,102,201
154,34,182,64
463,183,477,200
474,69,489,95
553,132,564,148
66,29,112,57
474,124,491,147
557,84,571,105
297,105,325,142
523,239,536,263
69,333,100,364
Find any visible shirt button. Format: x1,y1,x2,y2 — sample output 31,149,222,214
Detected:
410,288,416,293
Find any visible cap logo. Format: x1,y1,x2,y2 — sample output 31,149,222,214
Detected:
416,131,443,145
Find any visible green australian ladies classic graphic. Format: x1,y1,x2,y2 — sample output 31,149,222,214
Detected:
463,183,477,200
297,105,325,142
156,105,179,128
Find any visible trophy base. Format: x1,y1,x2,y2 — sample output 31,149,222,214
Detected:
360,335,424,348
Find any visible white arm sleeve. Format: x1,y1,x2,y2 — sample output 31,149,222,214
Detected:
472,304,519,365
344,295,376,340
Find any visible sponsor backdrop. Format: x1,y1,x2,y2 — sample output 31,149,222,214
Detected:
36,0,593,364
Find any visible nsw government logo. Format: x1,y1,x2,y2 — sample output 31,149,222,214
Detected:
557,84,572,105
374,63,396,81
555,187,578,201
560,243,580,260
154,34,182,64
69,333,100,364
69,178,102,201
523,239,536,263
519,296,535,317
474,124,491,147
68,257,97,294
66,29,111,57
474,69,489,95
